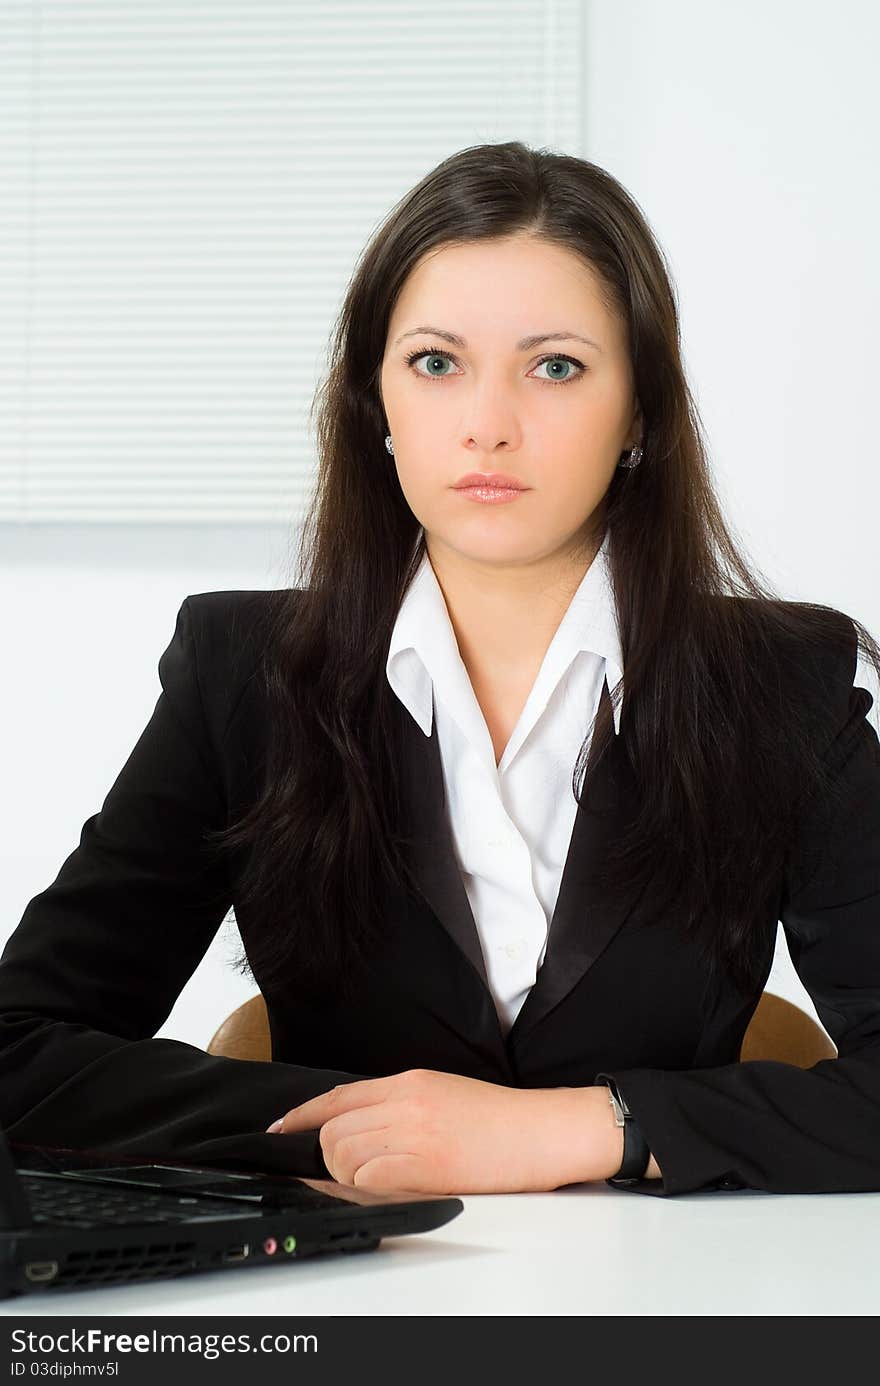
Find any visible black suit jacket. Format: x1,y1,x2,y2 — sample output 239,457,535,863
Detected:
1,592,879,1197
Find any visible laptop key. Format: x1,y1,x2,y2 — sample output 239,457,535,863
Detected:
21,1176,252,1227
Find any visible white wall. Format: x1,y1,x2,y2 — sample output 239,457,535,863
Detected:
3,0,878,1051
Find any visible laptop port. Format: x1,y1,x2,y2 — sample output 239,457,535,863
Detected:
221,1243,249,1263
25,1261,59,1283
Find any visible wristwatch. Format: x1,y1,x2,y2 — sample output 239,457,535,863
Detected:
594,1073,651,1185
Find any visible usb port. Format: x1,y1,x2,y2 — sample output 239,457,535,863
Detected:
222,1243,249,1262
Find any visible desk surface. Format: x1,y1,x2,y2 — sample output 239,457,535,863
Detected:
3,1182,878,1317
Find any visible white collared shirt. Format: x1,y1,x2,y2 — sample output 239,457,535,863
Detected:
386,529,624,1036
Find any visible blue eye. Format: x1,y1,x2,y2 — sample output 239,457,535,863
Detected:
405,349,457,379
403,347,586,386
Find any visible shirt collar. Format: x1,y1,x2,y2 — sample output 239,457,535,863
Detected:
386,527,624,738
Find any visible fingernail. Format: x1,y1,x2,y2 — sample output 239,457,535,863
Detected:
265,1119,283,1133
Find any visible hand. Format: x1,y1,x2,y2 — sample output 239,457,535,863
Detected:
264,1068,623,1195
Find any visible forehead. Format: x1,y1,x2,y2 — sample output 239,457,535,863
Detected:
387,237,620,344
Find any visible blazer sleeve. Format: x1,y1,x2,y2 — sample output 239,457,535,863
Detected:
0,596,368,1181
596,613,880,1197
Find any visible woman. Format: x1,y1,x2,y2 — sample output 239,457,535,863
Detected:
2,142,878,1198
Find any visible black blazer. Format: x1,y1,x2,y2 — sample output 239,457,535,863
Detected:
1,592,878,1198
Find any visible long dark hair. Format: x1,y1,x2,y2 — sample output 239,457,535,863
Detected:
204,141,879,1007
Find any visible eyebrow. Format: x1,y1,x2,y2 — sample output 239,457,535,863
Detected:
393,326,603,353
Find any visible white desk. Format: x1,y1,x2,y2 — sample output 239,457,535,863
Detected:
3,1182,878,1317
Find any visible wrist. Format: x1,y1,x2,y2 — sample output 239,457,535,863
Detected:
592,1082,628,1179
548,1085,626,1186
598,1076,662,1180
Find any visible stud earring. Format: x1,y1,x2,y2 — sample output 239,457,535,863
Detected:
618,444,642,469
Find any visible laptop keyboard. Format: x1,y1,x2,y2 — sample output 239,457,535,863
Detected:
20,1172,339,1228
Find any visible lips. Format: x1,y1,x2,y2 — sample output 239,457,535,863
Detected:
452,472,527,490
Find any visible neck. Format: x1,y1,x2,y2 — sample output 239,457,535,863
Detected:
425,529,604,681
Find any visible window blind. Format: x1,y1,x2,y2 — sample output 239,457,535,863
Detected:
1,0,585,525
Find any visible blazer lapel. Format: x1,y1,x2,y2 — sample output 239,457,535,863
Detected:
395,696,493,992
394,679,647,1056
507,681,648,1049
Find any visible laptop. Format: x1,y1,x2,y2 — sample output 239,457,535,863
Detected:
0,1124,463,1299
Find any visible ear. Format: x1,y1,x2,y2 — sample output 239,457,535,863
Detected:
625,401,644,448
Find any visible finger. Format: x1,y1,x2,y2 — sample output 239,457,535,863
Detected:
319,1100,430,1174
327,1131,421,1189
351,1153,436,1195
270,1076,397,1133
317,1102,416,1180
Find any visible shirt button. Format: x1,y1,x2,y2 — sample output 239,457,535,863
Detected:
503,939,526,960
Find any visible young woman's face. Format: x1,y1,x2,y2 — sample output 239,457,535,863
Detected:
379,234,642,568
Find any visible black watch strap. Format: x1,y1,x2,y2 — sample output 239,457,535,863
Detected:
595,1073,651,1185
